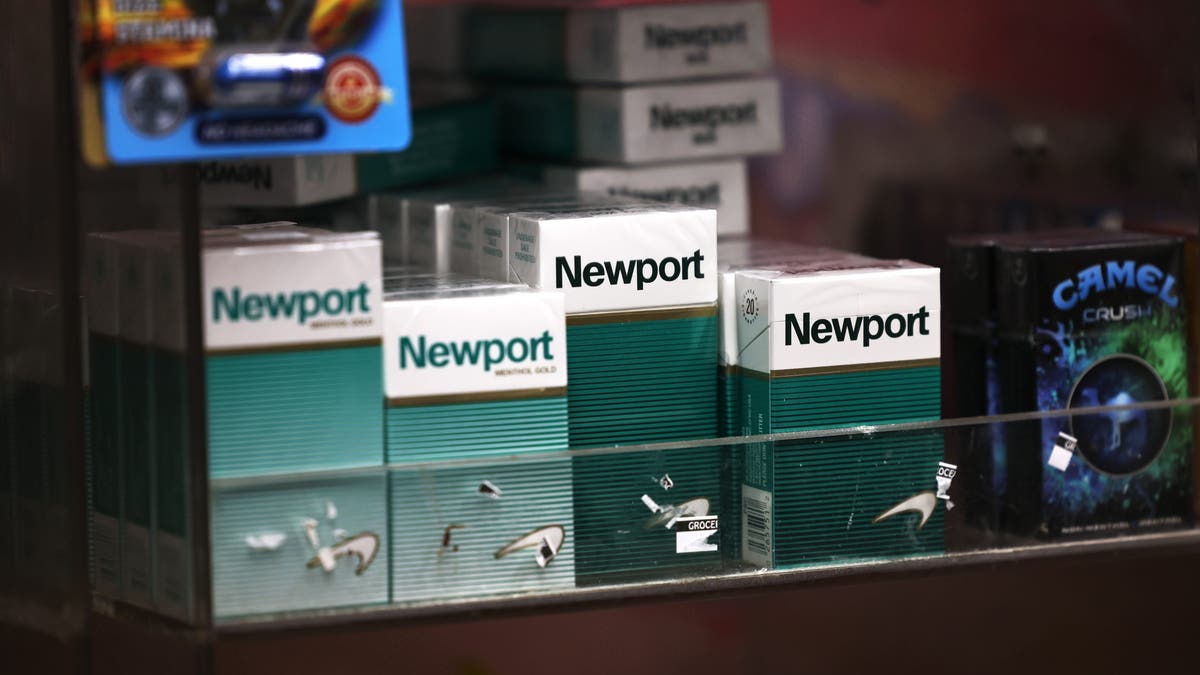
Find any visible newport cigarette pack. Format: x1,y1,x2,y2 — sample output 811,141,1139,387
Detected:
466,2,772,83
497,78,782,164
736,257,945,568
203,228,384,478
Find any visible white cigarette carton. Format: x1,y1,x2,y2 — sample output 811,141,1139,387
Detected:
382,274,568,464
467,2,772,83
199,156,357,208
202,228,384,478
544,159,749,236
497,77,782,164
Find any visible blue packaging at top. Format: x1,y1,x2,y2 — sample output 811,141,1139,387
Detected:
89,0,411,164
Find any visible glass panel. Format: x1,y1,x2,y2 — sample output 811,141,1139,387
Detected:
210,396,1198,626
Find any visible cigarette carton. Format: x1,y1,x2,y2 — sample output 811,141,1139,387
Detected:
496,77,782,164
466,2,772,83
736,258,945,568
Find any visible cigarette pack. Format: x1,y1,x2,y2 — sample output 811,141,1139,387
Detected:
466,2,772,83
736,258,945,568
497,77,782,164
505,199,722,584
203,228,384,478
995,231,1193,539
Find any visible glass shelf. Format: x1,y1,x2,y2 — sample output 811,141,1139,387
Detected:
207,396,1200,630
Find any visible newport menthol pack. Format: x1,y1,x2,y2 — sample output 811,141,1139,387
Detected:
203,227,383,478
544,159,749,237
736,258,944,569
496,78,782,164
382,275,573,603
994,231,1192,540
715,241,871,563
466,2,772,83
506,200,721,585
382,275,568,464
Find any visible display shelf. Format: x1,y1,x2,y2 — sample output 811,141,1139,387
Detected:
204,396,1200,631
215,529,1200,634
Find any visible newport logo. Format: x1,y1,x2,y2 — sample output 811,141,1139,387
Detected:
556,250,705,291
649,101,757,134
199,161,272,191
1052,260,1179,310
643,22,748,51
211,283,370,325
785,307,931,348
399,332,555,372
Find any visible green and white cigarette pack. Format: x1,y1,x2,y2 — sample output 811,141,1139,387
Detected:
716,241,873,436
382,275,569,464
466,2,772,83
497,78,782,164
203,228,384,479
544,159,749,236
505,200,721,584
735,259,945,569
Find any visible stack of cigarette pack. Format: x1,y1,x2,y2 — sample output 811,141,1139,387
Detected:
406,1,778,238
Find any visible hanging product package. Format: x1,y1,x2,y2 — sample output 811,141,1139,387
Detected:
79,0,412,165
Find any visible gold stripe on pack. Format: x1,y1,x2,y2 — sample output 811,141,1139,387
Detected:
206,337,382,357
767,357,942,379
566,303,717,326
387,386,568,407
